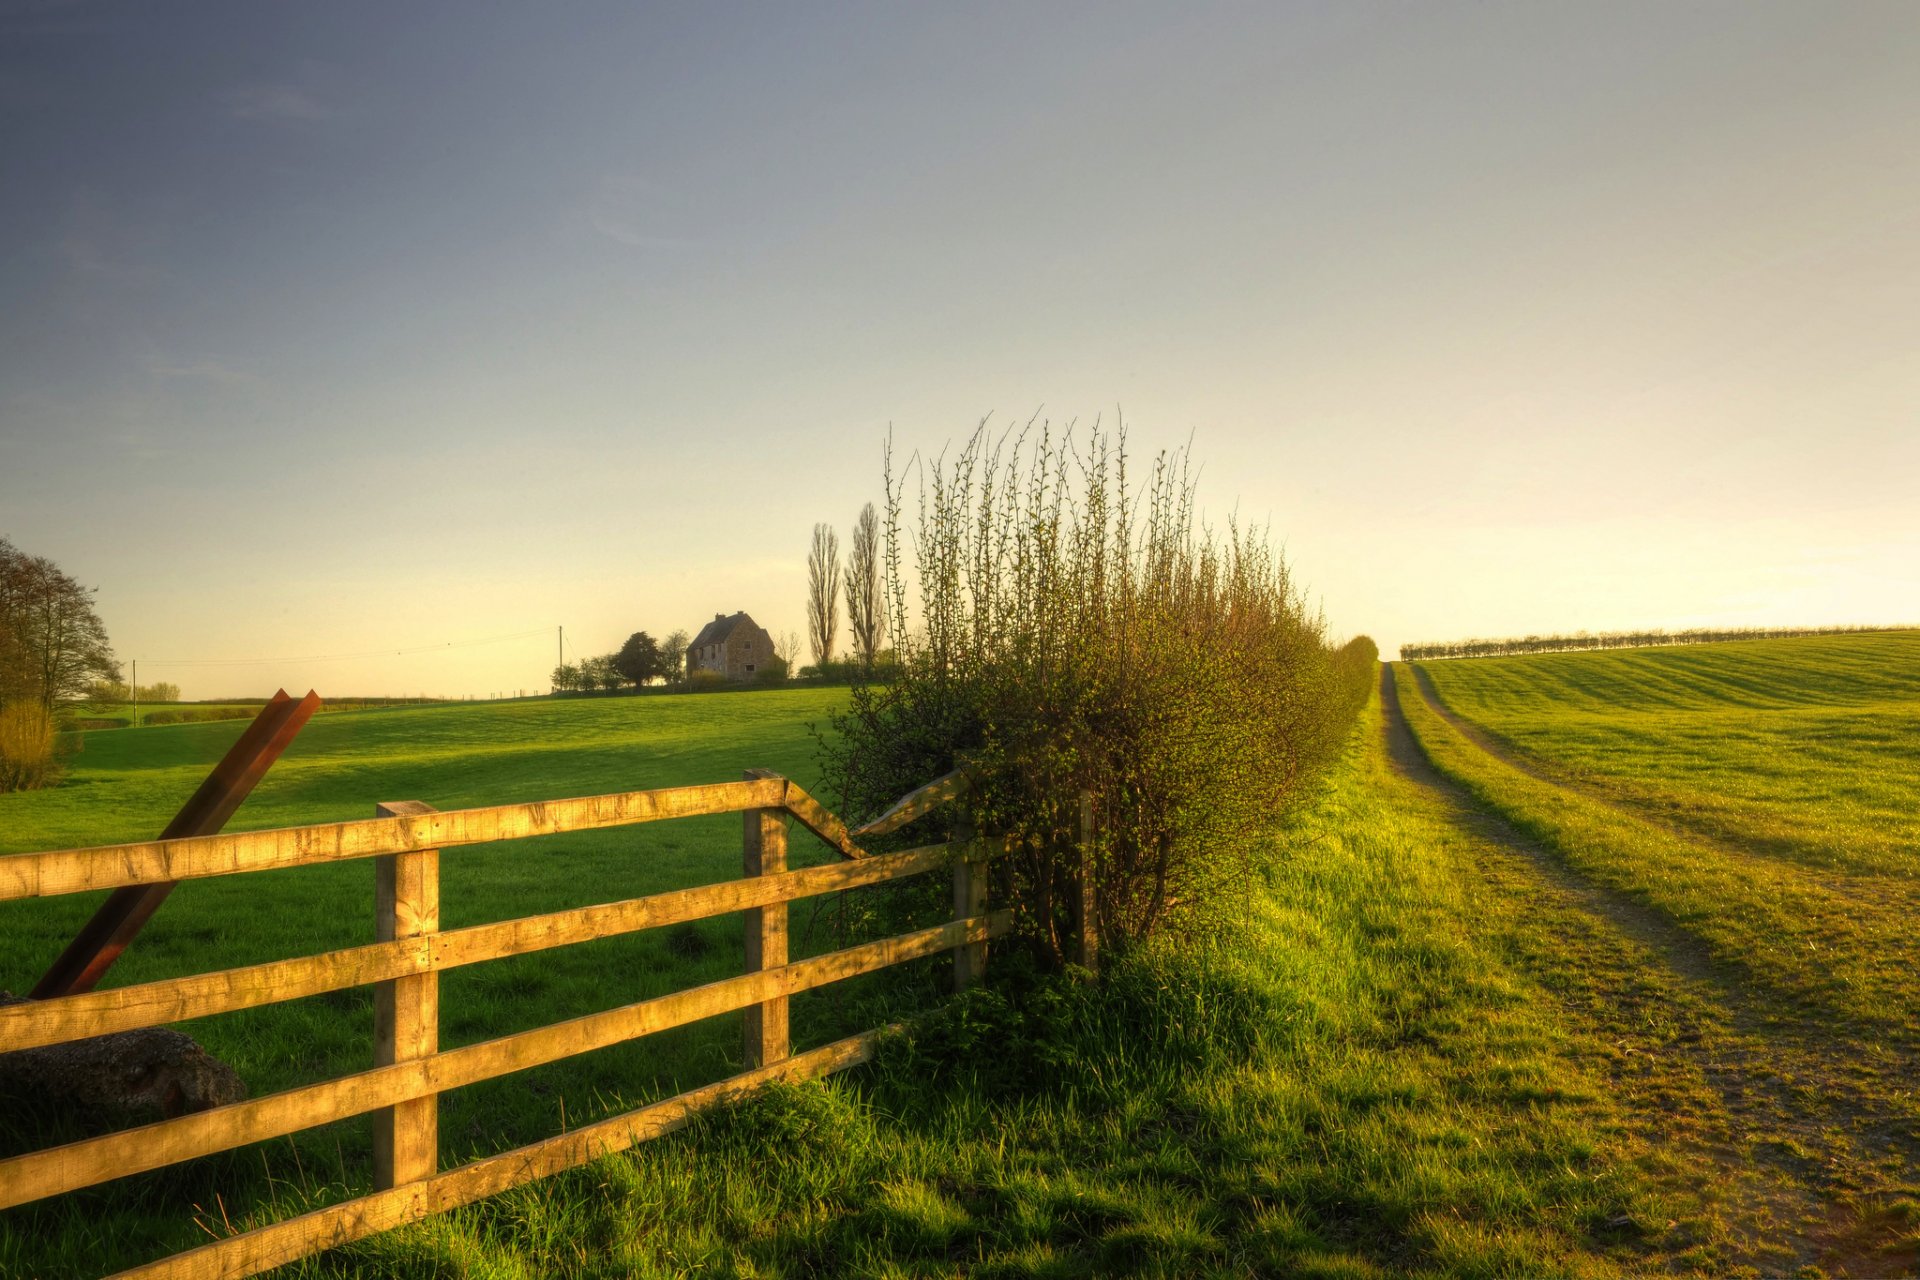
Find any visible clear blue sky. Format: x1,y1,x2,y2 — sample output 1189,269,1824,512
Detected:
3,2,1915,697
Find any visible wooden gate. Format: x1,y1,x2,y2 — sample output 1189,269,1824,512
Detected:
0,768,1005,1278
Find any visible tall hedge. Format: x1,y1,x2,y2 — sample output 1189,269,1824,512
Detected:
819,424,1375,963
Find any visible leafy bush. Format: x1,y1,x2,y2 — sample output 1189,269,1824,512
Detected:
819,423,1376,963
0,702,58,792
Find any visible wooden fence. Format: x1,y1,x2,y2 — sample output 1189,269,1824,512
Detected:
0,767,1008,1279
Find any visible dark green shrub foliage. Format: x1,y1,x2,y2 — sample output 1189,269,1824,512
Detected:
819,422,1376,961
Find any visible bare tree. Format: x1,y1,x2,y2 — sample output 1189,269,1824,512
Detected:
0,537,116,714
845,502,886,673
806,523,841,667
773,629,801,670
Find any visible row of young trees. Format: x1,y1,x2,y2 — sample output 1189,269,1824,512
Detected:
818,424,1377,964
805,503,888,673
1397,623,1903,662
1,537,119,791
85,678,183,704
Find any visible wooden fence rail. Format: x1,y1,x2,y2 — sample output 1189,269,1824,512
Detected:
0,767,1006,1279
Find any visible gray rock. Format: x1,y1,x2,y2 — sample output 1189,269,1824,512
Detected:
0,992,246,1121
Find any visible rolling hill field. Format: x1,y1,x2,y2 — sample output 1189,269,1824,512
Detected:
1391,632,1920,1275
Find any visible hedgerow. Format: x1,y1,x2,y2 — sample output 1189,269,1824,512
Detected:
818,421,1375,963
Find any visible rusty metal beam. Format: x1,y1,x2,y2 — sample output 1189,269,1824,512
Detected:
29,689,323,999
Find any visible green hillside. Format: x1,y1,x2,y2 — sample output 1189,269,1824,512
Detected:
1413,631,1920,877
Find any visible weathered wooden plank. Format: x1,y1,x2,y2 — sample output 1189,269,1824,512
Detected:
0,913,1011,1209
0,843,966,1053
742,770,789,1069
109,1031,885,1280
779,781,865,858
849,768,971,839
0,779,788,902
371,801,438,1191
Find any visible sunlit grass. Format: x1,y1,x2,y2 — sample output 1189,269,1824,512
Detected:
1414,632,1920,878
0,687,1709,1276
1391,660,1920,1048
261,692,1694,1277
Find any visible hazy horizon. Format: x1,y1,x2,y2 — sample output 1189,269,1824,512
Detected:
4,3,1916,699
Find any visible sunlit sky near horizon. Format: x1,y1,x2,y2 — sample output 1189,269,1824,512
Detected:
3,2,1916,699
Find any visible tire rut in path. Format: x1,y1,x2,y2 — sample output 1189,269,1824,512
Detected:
1377,664,1920,1277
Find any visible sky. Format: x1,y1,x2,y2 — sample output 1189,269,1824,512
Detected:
2,1,1915,699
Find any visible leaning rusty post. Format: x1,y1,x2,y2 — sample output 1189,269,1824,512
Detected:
742,768,789,1069
31,689,322,999
1075,791,1099,972
952,806,987,991
372,800,440,1190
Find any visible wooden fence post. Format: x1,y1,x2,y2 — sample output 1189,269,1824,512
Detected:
742,768,788,1068
1075,791,1099,972
952,808,987,991
372,801,439,1190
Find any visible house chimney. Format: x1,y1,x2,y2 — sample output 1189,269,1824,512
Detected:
715,613,725,621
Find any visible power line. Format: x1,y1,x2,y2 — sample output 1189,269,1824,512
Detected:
137,627,555,668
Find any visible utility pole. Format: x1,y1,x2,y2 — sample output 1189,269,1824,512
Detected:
131,659,137,728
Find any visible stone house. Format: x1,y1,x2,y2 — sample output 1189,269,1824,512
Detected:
687,612,776,680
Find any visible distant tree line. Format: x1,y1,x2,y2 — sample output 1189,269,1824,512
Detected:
1399,623,1909,662
551,627,695,694
86,678,183,704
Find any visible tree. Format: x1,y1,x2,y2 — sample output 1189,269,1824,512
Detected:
551,662,581,693
585,654,623,692
845,502,886,674
613,631,661,687
660,629,690,684
0,537,117,714
807,522,841,667
774,630,800,672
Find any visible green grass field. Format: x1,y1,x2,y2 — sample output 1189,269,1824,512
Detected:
1395,633,1920,1274
6,641,1918,1276
1411,631,1920,879
1,688,887,1276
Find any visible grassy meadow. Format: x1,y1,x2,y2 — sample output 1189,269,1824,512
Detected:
1411,631,1920,878
8,680,1729,1278
1,688,894,1276
5,634,1918,1275
1395,633,1920,1274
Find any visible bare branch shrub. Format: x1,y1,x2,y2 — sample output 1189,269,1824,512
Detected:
820,421,1376,963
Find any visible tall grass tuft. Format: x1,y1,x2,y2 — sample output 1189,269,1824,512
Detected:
820,420,1375,962
0,701,59,792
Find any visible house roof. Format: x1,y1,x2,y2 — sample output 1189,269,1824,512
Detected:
690,611,759,649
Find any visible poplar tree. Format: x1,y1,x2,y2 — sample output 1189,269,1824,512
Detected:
807,523,841,667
